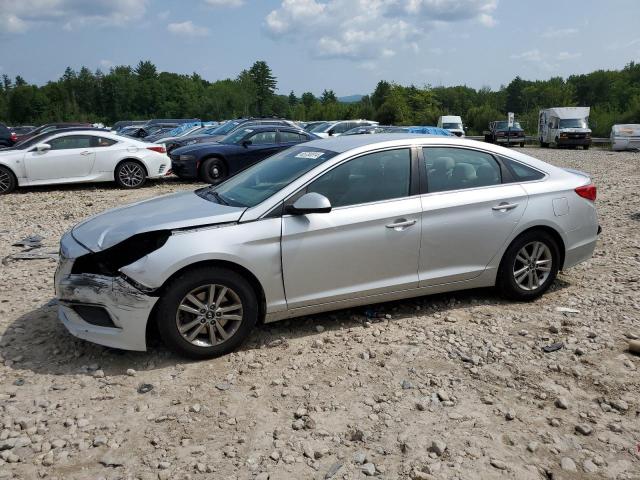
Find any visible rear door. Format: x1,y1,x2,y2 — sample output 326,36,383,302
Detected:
24,134,96,181
419,146,528,286
278,130,308,149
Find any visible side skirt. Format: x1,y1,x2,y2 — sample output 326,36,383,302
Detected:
264,268,498,323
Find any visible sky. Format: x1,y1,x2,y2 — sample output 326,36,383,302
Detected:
1,0,639,97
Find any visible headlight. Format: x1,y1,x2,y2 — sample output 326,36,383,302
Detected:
71,231,170,276
186,140,197,145
179,155,196,162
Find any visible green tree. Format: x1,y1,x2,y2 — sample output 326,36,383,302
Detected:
247,61,277,116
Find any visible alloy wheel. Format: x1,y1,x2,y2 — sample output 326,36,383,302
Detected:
0,169,11,193
118,162,145,187
512,241,553,291
175,284,243,347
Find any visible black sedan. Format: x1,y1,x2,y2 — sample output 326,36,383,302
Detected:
170,126,318,183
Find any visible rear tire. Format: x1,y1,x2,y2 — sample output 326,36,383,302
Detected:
0,166,17,194
200,157,227,184
497,230,560,301
156,267,258,359
540,140,549,148
520,142,525,148
583,144,590,150
115,160,147,189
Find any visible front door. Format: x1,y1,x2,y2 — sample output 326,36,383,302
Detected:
24,134,96,181
244,130,281,165
419,146,528,286
281,148,421,309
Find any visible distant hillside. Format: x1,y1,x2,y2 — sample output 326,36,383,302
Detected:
338,94,364,103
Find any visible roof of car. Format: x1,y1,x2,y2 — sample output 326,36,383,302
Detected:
302,133,445,152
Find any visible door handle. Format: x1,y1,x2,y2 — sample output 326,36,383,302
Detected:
80,151,92,156
386,219,416,229
492,202,519,211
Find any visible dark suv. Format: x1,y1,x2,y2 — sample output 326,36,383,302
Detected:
0,123,17,148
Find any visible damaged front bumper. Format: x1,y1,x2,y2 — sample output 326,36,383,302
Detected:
54,232,158,351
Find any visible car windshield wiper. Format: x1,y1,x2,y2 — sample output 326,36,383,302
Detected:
210,191,229,205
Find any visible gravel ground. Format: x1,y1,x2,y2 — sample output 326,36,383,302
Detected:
0,148,639,480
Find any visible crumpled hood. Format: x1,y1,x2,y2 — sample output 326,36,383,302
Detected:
72,191,246,252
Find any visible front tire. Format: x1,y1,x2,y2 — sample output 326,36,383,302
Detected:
115,160,147,189
0,166,17,194
497,231,560,301
200,157,228,184
156,267,258,359
583,144,590,150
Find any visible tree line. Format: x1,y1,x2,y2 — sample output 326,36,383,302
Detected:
1,60,639,137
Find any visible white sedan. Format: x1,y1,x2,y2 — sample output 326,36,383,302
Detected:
0,129,170,194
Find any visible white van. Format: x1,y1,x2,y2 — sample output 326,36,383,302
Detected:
538,107,592,149
437,115,465,137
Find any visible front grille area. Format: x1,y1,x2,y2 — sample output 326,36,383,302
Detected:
72,305,116,328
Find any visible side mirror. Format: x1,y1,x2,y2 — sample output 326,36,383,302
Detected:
286,192,332,215
36,143,51,152
242,140,252,147
327,129,335,136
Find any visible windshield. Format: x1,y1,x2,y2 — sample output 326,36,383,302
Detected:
310,122,332,133
442,123,463,130
494,121,522,130
197,146,338,208
212,121,241,135
220,127,254,145
559,118,588,129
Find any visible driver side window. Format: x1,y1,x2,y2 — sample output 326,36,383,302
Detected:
48,135,92,150
306,148,411,208
248,131,276,145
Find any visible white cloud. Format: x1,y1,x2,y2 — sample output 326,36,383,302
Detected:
167,20,210,37
510,49,556,71
0,0,148,33
556,51,581,61
204,0,244,6
541,27,578,38
264,0,498,62
510,49,544,62
99,59,114,69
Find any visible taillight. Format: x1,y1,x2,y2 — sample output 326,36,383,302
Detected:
10,132,17,141
147,146,166,154
575,184,596,201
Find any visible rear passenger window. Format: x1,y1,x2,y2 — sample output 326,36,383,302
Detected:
424,147,501,193
502,157,545,181
280,131,304,143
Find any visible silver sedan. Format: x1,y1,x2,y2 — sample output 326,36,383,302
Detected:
55,135,599,358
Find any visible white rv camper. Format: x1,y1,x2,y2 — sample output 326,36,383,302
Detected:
538,107,592,149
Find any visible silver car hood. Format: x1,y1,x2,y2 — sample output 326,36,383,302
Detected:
72,191,246,252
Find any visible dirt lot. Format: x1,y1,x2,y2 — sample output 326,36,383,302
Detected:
0,148,638,480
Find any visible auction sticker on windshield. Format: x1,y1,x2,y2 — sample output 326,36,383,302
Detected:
295,151,324,159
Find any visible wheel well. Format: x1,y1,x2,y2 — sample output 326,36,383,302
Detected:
501,226,566,272
116,158,148,177
145,259,267,343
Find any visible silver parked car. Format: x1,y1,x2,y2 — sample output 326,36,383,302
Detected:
55,135,599,358
610,124,640,151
